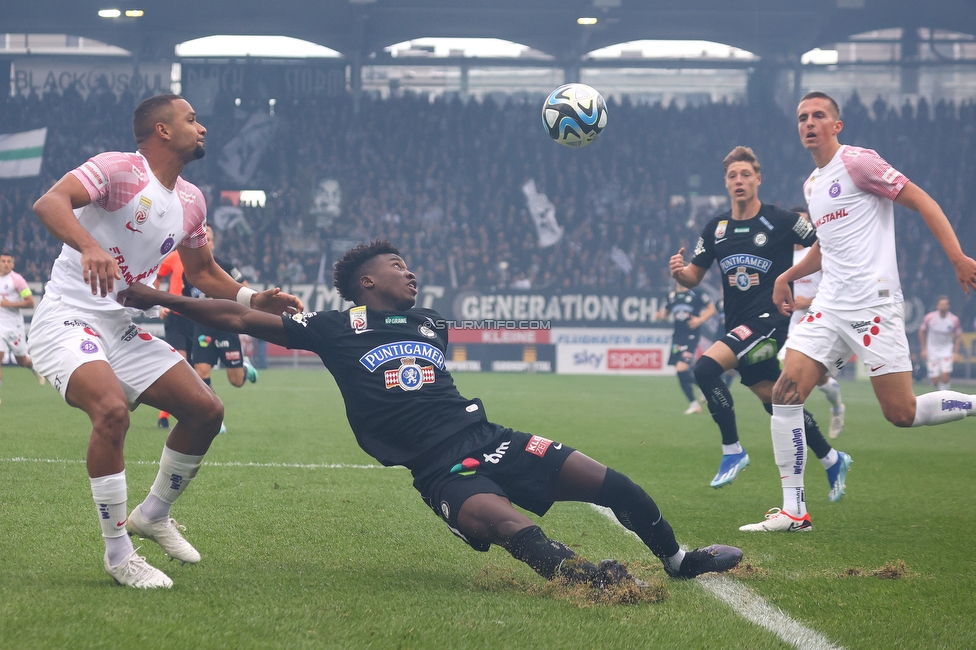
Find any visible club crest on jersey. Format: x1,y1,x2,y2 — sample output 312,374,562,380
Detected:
134,196,152,225
828,181,841,198
729,267,760,291
419,318,438,339
714,220,728,239
292,311,316,327
350,305,368,333
160,236,175,255
360,341,446,372
384,357,435,391
753,232,768,246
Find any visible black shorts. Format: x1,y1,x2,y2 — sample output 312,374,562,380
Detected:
722,315,784,387
412,422,576,552
163,312,195,354
668,344,696,366
191,325,244,369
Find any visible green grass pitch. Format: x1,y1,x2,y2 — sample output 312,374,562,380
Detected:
1,366,974,649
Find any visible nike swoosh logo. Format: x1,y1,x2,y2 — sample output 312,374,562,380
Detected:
125,222,142,233
870,364,886,372
553,443,563,450
117,520,127,527
354,329,374,334
714,238,728,244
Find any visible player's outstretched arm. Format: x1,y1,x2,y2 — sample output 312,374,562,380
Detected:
33,173,121,297
772,241,823,316
688,300,717,329
180,244,304,314
670,248,707,288
119,281,290,347
896,182,976,294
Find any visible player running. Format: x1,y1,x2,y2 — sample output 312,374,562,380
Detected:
153,249,192,429
119,240,744,588
30,93,302,588
779,208,847,438
752,91,976,533
918,296,962,391
670,146,851,504
0,251,46,402
656,284,716,414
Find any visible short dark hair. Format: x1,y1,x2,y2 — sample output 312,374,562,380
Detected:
723,146,760,173
0,251,13,258
800,91,841,119
333,240,401,303
133,93,183,144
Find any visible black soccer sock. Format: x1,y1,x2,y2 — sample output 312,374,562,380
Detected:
594,468,680,560
505,525,598,582
694,356,739,445
203,377,211,387
762,403,831,460
677,369,697,402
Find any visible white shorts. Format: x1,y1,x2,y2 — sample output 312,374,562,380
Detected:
0,320,29,357
926,353,954,378
777,308,810,362
784,302,913,378
27,295,183,407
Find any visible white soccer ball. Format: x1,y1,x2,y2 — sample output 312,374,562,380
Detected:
542,83,608,148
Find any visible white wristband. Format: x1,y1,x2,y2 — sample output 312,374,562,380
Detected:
236,287,256,308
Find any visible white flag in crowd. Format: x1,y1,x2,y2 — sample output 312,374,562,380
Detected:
521,178,564,248
218,113,277,185
0,128,47,178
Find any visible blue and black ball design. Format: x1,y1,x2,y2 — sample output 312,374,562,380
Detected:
542,83,608,148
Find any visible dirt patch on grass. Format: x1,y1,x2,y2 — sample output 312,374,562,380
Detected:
727,561,768,579
841,559,914,579
474,561,669,607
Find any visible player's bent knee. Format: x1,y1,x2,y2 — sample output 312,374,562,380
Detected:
694,355,724,384
882,404,916,428
90,401,130,438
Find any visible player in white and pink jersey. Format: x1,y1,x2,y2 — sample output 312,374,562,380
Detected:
740,91,976,534
918,296,962,391
30,94,303,589
0,251,46,401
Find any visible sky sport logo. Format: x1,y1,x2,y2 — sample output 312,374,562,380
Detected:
607,349,662,370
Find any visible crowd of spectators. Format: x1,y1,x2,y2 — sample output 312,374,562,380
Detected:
2,84,976,326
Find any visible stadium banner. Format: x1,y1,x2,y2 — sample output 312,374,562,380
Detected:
0,128,46,178
10,57,171,99
551,327,674,375
522,179,563,247
445,343,555,373
181,60,346,115
218,112,279,185
447,289,664,327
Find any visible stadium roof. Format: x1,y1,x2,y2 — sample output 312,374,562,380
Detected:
5,0,976,63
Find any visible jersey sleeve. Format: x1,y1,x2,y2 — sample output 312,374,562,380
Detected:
689,222,716,269
919,312,933,333
12,272,32,298
953,315,963,337
177,180,208,249
281,311,334,353
69,152,147,211
787,211,818,247
841,147,909,200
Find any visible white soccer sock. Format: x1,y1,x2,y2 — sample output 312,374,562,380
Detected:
818,377,843,412
937,381,950,391
91,471,135,565
911,391,974,427
820,448,839,470
721,443,744,455
771,404,807,518
664,549,686,574
140,447,204,522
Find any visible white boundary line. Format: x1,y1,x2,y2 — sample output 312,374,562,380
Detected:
0,457,399,470
589,505,843,650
